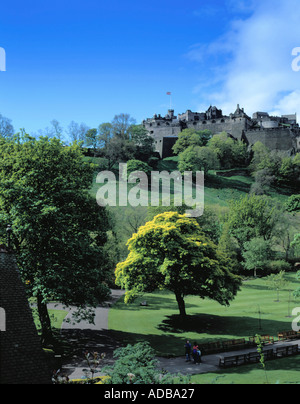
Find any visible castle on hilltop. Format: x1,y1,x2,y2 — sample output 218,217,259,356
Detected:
142,105,300,158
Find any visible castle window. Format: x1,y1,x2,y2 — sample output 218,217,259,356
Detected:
202,121,207,124
212,120,216,123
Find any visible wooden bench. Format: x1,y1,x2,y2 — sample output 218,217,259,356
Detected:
222,338,247,351
219,349,274,368
275,345,299,358
278,331,300,341
201,338,247,355
219,353,248,368
201,341,223,355
248,335,274,346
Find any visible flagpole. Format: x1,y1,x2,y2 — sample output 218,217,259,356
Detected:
166,92,172,110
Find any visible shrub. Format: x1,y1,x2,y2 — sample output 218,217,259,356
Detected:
103,342,189,384
266,260,291,273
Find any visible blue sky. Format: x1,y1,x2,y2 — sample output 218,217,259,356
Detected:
0,0,300,139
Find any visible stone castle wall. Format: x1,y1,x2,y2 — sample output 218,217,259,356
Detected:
143,106,299,158
245,127,296,151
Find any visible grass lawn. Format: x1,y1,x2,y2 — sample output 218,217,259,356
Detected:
32,307,68,333
108,274,300,357
190,356,300,384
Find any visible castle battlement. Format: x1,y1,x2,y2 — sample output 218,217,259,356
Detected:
143,105,299,158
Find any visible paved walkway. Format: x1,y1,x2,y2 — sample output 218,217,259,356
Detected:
54,289,300,380
157,339,300,376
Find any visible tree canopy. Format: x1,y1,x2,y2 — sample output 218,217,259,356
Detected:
172,129,212,155
115,212,241,316
178,145,220,175
0,135,111,340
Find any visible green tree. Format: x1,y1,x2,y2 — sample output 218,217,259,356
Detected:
111,113,136,139
242,237,271,277
98,122,113,149
227,194,279,249
172,129,212,155
285,194,300,213
130,124,155,161
178,145,219,176
125,159,152,179
103,342,189,384
0,136,111,341
115,212,241,316
104,136,136,170
207,132,249,169
266,271,288,302
85,128,99,152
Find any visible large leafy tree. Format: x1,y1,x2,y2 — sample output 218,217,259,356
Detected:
115,212,241,316
207,132,249,169
227,194,279,249
172,129,212,155
178,145,219,175
0,135,111,341
242,237,271,277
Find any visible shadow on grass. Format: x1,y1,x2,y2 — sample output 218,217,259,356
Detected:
157,313,291,341
205,174,252,193
242,283,270,291
112,293,199,312
53,313,297,365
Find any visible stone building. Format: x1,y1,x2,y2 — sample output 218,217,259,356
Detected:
143,105,300,158
0,243,51,384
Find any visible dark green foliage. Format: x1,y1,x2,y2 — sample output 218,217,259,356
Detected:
103,342,190,384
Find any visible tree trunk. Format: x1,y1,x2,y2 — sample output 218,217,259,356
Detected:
37,292,53,344
175,292,187,317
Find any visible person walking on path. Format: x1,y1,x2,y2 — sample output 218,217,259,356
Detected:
192,342,199,364
197,347,202,364
184,340,192,362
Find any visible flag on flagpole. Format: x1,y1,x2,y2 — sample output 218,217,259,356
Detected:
166,92,171,95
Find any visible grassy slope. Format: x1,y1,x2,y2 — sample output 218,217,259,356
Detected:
92,156,300,383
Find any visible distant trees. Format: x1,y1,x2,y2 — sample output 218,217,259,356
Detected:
207,132,249,169
250,142,300,190
172,129,212,155
173,130,250,174
67,121,90,143
178,145,219,175
0,113,14,138
285,195,300,213
242,237,272,277
227,194,280,249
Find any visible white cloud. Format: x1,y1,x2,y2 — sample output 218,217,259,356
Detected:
192,0,300,119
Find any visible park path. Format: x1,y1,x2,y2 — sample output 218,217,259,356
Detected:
53,289,125,379
51,290,300,380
